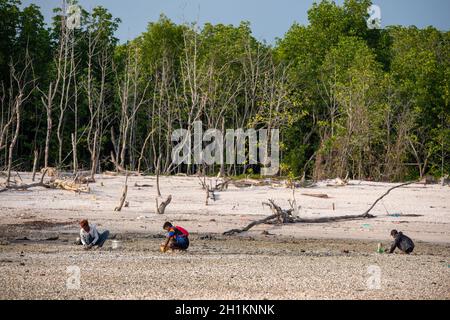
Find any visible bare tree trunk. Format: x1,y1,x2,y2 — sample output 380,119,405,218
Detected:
114,174,129,211
71,133,77,174
156,154,161,197
156,195,172,214
32,149,38,182
137,128,155,174
6,95,21,187
90,129,98,180
43,83,53,169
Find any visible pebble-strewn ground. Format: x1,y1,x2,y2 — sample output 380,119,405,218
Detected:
0,174,449,299
0,235,448,299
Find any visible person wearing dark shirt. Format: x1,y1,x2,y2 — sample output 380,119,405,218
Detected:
387,229,414,254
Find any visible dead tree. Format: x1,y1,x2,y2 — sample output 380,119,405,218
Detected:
31,149,38,182
223,199,374,236
41,82,55,169
71,133,77,174
198,175,216,205
156,194,172,214
85,25,113,180
1,168,89,193
5,57,35,186
214,174,231,191
137,128,156,173
6,94,21,187
108,152,140,176
1,169,49,192
223,213,279,236
39,13,68,169
156,154,161,197
114,44,150,172
56,17,72,165
223,182,417,235
223,181,416,235
0,82,14,154
114,174,129,212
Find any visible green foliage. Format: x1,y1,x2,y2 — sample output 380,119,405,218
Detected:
0,0,448,181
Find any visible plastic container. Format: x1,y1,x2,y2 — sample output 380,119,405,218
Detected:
111,240,122,250
377,243,384,253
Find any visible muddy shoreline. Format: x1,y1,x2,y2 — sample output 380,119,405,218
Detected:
1,230,449,300
1,174,449,299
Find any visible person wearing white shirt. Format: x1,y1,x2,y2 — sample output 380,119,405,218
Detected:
76,219,109,250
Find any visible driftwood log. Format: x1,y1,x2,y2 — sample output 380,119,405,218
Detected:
0,168,50,192
134,182,152,188
51,179,90,192
214,177,231,191
301,193,330,199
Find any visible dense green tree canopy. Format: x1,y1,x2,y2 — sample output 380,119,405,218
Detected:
0,0,448,181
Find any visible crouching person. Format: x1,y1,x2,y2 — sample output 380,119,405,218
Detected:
76,219,109,250
387,229,414,254
161,222,189,252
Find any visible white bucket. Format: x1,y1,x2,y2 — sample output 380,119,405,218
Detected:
111,240,122,250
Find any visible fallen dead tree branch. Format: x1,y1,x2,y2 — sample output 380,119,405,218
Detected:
51,179,90,193
223,181,416,235
0,169,90,193
104,170,139,177
362,181,416,216
231,178,267,188
31,150,38,182
223,214,279,236
74,175,95,184
134,182,152,188
230,177,314,189
223,199,375,235
0,168,49,192
326,176,349,187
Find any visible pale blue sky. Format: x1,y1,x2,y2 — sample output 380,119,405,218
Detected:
22,0,450,44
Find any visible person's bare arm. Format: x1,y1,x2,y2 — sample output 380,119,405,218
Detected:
388,236,400,254
163,236,173,251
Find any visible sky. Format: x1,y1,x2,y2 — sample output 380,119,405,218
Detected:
22,0,450,44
